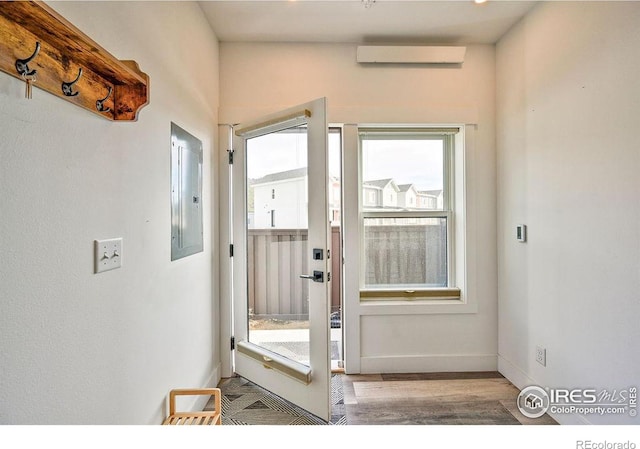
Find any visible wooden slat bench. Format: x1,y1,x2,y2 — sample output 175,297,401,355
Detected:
162,388,222,425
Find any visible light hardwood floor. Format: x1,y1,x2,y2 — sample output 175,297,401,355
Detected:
341,372,557,425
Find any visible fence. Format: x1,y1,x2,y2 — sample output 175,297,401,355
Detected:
364,222,447,287
247,227,340,320
247,223,445,319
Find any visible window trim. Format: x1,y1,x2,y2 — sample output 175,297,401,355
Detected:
358,128,459,301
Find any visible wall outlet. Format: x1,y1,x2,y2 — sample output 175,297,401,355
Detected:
536,346,546,366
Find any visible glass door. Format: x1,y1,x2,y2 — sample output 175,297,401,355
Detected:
231,98,331,421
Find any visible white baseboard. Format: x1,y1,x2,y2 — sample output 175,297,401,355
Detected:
496,354,534,390
360,354,497,374
210,361,222,387
189,362,222,412
497,355,591,425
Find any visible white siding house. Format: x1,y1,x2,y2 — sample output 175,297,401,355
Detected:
363,179,399,209
397,184,418,209
362,185,381,208
417,189,443,210
251,167,307,229
251,168,341,228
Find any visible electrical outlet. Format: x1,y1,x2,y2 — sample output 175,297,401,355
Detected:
536,346,546,366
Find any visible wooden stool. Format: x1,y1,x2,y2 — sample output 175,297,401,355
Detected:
162,388,222,425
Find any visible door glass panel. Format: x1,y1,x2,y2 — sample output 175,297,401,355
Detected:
246,125,310,366
328,129,343,370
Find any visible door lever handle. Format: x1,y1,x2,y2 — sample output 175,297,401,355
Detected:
299,271,324,283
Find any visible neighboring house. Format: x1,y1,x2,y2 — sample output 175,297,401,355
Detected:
397,184,418,209
417,189,443,210
251,167,308,229
251,168,341,229
366,182,442,211
329,176,341,225
362,183,382,208
363,179,399,208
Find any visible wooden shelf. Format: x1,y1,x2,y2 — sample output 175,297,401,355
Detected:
0,1,149,121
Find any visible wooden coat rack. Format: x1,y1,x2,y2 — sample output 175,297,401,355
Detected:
0,1,149,121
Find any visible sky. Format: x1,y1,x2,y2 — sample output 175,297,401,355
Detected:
246,129,444,191
362,138,443,191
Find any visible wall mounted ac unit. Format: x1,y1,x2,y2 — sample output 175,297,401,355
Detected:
356,46,466,64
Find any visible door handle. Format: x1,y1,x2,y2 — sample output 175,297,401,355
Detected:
299,271,324,283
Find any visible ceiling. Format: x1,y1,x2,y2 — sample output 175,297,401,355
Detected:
199,0,538,45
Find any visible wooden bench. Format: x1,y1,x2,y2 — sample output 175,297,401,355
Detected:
162,388,222,425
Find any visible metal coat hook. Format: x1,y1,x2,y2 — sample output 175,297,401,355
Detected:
15,41,41,77
62,67,83,97
96,86,112,113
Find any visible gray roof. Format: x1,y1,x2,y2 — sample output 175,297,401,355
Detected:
252,167,307,185
363,178,397,190
418,189,443,197
396,184,415,193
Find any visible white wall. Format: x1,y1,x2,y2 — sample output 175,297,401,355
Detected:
220,43,497,373
496,1,640,424
0,1,220,424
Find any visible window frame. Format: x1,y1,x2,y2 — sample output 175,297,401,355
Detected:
358,128,461,301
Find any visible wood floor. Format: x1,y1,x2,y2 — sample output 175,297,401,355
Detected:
215,371,558,425
341,372,558,425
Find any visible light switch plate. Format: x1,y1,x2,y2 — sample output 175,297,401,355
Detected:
516,224,527,242
94,238,122,273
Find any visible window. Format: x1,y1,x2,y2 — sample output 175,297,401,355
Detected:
270,209,276,228
359,128,460,300
271,189,275,199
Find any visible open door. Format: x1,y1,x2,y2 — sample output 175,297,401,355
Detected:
231,98,331,421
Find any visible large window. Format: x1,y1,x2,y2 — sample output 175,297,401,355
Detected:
359,128,460,300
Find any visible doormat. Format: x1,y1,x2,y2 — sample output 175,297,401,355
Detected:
212,374,346,425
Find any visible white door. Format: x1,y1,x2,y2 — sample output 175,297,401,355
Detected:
231,98,331,421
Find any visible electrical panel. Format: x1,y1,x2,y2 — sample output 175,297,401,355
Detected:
171,122,203,261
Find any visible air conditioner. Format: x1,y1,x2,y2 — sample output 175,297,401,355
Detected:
356,46,466,64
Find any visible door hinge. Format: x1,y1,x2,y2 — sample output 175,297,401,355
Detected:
230,337,235,350
228,150,234,164
229,244,234,257
327,272,331,282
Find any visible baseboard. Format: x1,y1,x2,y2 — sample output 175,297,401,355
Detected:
210,361,222,387
189,362,222,413
360,354,497,374
496,354,534,391
497,355,591,425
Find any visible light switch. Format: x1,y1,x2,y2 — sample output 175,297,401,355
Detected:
94,238,122,273
516,225,527,242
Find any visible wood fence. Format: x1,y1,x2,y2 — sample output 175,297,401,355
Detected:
364,222,447,287
247,227,341,320
247,222,446,319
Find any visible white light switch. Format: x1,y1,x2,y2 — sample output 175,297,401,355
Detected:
516,224,527,242
94,238,123,273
